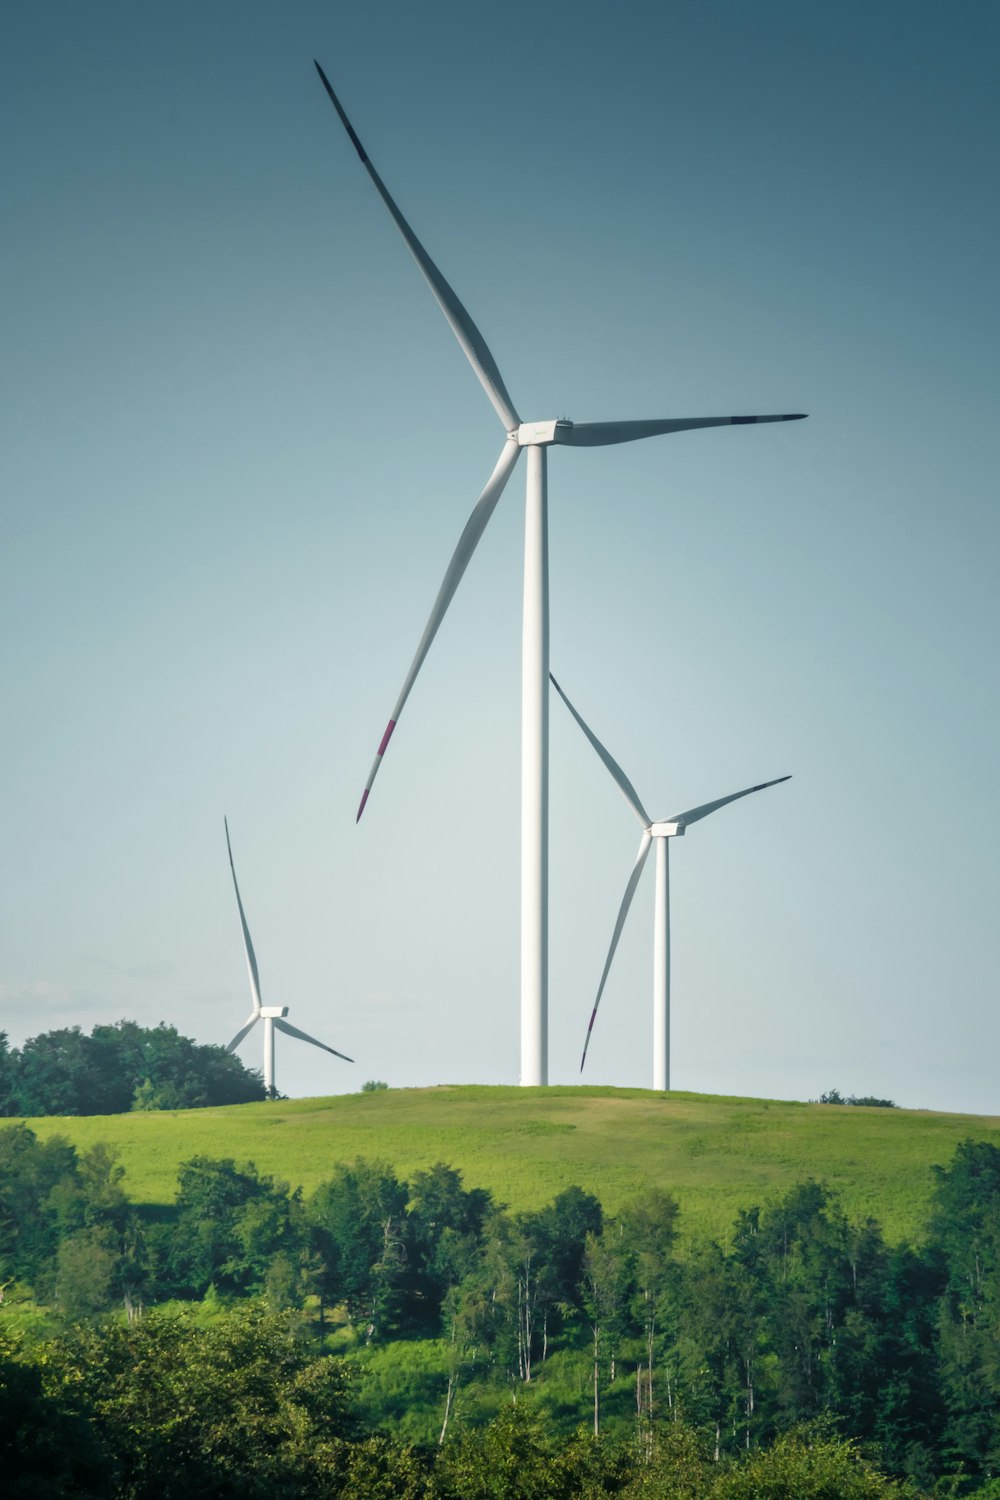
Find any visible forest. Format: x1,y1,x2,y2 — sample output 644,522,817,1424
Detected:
4,1123,1000,1497
0,1021,265,1114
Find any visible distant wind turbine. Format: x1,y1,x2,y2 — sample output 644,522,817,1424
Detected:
314,60,806,1086
224,818,353,1096
551,675,789,1091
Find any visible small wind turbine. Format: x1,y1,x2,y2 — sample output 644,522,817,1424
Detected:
315,61,806,1086
224,818,353,1096
551,675,789,1091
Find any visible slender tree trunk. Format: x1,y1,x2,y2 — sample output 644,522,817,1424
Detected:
439,1372,457,1445
592,1321,601,1436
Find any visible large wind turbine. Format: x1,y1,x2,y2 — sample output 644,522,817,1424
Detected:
314,61,806,1086
551,675,789,1091
224,818,353,1095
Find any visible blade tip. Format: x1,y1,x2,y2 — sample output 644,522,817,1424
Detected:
356,789,370,823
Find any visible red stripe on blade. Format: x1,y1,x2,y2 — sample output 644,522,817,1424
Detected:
356,788,370,823
377,719,397,756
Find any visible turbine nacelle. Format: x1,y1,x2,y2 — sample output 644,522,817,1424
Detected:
649,821,685,838
260,1006,289,1019
516,420,573,447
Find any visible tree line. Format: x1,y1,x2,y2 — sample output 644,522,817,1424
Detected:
0,1020,265,1115
2,1307,917,1498
4,1127,1000,1491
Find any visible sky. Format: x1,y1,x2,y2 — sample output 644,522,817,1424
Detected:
3,1,998,1114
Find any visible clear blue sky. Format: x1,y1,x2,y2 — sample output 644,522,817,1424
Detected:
3,1,998,1111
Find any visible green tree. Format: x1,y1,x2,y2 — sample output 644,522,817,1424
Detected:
927,1140,1000,1478
42,1305,356,1499
0,1033,18,1117
618,1189,681,1432
6,1019,266,1117
166,1155,303,1299
0,1325,105,1498
711,1424,911,1499
0,1124,80,1289
310,1158,410,1340
407,1162,493,1329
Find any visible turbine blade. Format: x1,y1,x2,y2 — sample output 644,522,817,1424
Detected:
224,817,263,1011
669,774,791,829
357,440,521,820
550,673,650,828
314,62,519,432
226,1014,260,1052
555,414,807,448
273,1017,354,1063
581,833,653,1072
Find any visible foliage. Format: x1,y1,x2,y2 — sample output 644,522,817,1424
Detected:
819,1089,897,1108
3,1019,265,1116
40,1305,358,1498
362,1080,390,1092
707,1424,912,1498
0,1124,136,1312
310,1159,411,1339
0,1323,106,1497
165,1155,306,1301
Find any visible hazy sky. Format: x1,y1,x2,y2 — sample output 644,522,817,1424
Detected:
3,1,998,1112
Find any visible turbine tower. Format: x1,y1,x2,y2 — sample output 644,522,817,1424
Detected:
224,818,353,1095
551,675,790,1091
314,62,806,1085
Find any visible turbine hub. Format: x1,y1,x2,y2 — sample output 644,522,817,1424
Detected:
650,821,684,838
517,419,573,447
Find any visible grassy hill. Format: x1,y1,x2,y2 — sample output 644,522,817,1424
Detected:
17,1085,1000,1244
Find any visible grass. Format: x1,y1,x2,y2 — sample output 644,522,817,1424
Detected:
13,1085,1000,1245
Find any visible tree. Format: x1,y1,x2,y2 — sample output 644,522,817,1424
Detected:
581,1227,633,1434
712,1424,911,1499
0,1325,105,1498
407,1162,492,1329
309,1159,410,1340
618,1189,681,1432
0,1125,80,1290
42,1306,356,1499
927,1140,1000,1478
0,1033,18,1117
166,1156,304,1300
4,1020,266,1117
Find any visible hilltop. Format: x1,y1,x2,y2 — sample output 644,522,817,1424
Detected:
16,1085,1000,1243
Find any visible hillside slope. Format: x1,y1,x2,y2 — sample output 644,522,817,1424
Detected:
17,1086,1000,1243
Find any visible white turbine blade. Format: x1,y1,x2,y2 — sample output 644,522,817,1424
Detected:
227,1014,260,1052
314,62,519,433
669,774,792,829
357,440,521,820
224,817,263,1011
273,1017,354,1063
555,414,807,448
581,832,653,1072
550,673,649,828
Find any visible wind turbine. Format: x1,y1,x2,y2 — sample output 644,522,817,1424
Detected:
550,675,789,1091
314,61,806,1086
224,818,353,1096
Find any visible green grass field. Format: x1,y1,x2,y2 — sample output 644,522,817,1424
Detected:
16,1086,1000,1245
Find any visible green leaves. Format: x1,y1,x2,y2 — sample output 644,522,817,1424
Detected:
2,1020,266,1118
